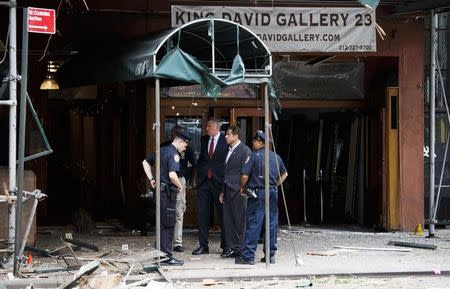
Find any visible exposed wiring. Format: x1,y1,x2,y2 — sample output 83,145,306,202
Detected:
81,0,90,11
38,0,70,61
0,25,10,65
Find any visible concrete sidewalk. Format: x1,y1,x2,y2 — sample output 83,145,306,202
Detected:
1,225,450,287
160,225,450,281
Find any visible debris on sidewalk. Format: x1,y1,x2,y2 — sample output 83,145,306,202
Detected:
58,260,100,289
62,237,100,252
296,254,305,266
295,279,313,287
334,245,412,252
78,273,122,289
202,278,219,286
307,250,338,256
240,279,279,289
388,241,437,250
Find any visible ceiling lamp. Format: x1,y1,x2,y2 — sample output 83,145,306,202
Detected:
40,60,59,90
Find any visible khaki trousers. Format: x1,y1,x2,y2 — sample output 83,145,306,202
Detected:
173,177,186,246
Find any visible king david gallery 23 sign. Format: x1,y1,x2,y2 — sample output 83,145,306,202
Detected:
171,6,376,52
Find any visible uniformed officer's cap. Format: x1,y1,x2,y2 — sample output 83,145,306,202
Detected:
175,131,192,144
253,130,268,141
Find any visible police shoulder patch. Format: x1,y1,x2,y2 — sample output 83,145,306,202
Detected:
174,154,180,162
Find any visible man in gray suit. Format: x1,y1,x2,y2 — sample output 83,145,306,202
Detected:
219,125,252,258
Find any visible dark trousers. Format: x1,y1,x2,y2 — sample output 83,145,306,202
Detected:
161,193,176,257
241,188,278,261
197,181,226,249
223,187,247,253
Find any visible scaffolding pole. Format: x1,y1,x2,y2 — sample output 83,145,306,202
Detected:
13,7,29,275
155,77,161,266
429,9,437,237
7,0,18,266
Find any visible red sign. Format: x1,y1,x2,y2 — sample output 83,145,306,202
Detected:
27,7,56,34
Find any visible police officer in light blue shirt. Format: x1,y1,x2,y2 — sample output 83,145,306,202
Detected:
142,131,191,266
235,130,288,265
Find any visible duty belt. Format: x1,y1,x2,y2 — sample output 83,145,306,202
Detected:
248,186,277,191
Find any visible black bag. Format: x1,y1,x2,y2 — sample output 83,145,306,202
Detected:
167,184,180,202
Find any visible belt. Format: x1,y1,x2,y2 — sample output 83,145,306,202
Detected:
249,186,276,191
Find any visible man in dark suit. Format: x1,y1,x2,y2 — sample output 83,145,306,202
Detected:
219,125,251,258
192,118,229,255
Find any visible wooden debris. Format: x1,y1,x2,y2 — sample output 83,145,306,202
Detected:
57,260,100,289
99,260,120,271
1,183,13,203
202,279,219,286
334,246,412,252
118,277,153,289
78,273,122,289
120,264,135,286
388,241,437,250
97,250,112,258
307,250,337,256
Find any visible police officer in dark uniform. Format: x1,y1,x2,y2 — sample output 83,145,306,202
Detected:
235,130,288,265
161,125,197,252
142,131,191,266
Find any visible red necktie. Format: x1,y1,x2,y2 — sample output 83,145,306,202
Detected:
208,137,214,179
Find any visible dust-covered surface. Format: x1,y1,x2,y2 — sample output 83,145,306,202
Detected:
172,276,450,289
1,224,450,288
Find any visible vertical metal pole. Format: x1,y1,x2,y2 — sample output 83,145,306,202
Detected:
429,9,437,237
155,78,161,264
303,169,307,223
357,118,365,225
210,19,215,74
7,0,18,266
320,169,324,223
264,83,270,268
13,7,28,275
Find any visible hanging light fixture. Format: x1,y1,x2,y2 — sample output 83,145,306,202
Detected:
40,60,59,90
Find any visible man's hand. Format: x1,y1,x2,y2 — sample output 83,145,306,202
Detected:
219,192,224,204
150,179,156,188
240,188,246,197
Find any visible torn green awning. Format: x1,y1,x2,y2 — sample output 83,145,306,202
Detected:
155,47,245,97
57,18,272,94
358,0,380,9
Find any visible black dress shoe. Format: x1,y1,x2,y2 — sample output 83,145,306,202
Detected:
221,249,236,258
192,246,209,255
161,257,184,266
235,257,255,265
173,245,184,252
260,256,275,264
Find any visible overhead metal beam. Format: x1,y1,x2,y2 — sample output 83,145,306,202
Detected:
394,0,450,14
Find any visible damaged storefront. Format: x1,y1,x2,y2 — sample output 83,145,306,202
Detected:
1,1,425,246
159,4,423,231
